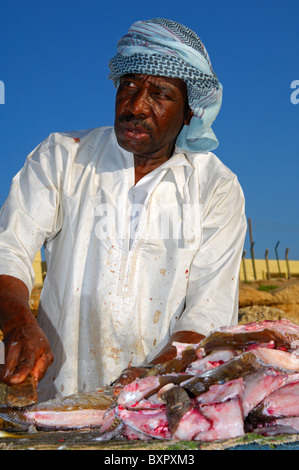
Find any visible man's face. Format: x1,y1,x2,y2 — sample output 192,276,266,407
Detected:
114,74,192,160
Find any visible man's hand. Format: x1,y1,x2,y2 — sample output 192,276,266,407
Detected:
0,315,53,385
112,330,204,396
0,275,53,386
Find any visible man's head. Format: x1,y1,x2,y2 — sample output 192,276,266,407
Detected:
109,18,222,154
114,73,193,160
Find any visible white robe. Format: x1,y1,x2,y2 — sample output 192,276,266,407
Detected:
0,126,247,401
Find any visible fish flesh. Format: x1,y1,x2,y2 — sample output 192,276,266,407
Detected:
0,387,114,431
3,319,299,442
248,380,299,423
107,320,299,441
117,374,192,407
185,349,236,375
195,398,245,441
164,385,211,439
117,407,171,440
243,370,299,417
195,378,244,406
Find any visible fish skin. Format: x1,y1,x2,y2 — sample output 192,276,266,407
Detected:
0,387,114,431
165,386,191,434
200,319,299,352
143,346,199,377
4,373,38,408
252,417,299,436
181,350,263,397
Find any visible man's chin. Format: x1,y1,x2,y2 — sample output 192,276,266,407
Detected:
115,129,152,155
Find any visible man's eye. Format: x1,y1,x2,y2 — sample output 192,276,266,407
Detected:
123,81,136,88
153,92,171,100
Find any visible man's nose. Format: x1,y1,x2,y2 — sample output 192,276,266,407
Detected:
130,89,151,118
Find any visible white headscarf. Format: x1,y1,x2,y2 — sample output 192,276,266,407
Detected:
109,18,223,152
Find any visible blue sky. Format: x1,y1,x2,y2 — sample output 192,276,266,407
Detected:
0,0,298,261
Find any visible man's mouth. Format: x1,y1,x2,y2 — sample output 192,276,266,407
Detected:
118,122,151,141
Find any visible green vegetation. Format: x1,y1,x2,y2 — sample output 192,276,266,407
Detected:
257,284,278,292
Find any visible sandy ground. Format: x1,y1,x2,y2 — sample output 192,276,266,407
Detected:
238,278,299,324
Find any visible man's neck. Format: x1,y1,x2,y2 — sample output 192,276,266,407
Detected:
133,145,175,184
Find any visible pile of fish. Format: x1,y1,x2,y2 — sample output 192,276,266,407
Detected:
3,319,299,442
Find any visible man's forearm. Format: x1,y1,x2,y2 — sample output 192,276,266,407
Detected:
150,330,205,365
0,275,35,335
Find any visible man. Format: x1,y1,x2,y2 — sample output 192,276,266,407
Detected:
0,19,246,402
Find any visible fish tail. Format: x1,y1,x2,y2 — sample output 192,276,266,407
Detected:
0,406,31,429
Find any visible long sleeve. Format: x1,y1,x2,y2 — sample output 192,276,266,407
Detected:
0,134,63,292
173,171,247,337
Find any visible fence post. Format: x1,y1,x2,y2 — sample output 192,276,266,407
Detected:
265,248,271,280
285,247,291,279
248,218,256,280
242,250,247,282
275,241,282,278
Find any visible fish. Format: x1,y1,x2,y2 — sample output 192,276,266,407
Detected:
165,385,211,440
181,350,263,397
117,374,193,407
252,417,299,436
143,345,200,377
195,378,245,406
181,347,299,398
0,387,114,431
199,319,299,352
0,373,38,408
243,370,299,417
248,380,299,424
165,385,192,434
204,319,299,352
185,349,236,375
116,406,172,440
4,319,299,442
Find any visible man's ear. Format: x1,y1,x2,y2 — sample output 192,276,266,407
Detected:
184,107,194,126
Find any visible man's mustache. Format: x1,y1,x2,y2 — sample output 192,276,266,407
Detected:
117,115,153,133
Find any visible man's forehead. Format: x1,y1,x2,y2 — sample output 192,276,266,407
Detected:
120,73,187,92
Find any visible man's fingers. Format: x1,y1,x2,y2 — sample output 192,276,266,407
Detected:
0,340,23,383
1,341,39,385
32,350,54,382
6,347,37,384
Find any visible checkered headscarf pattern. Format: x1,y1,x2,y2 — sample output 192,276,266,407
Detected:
109,18,223,152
